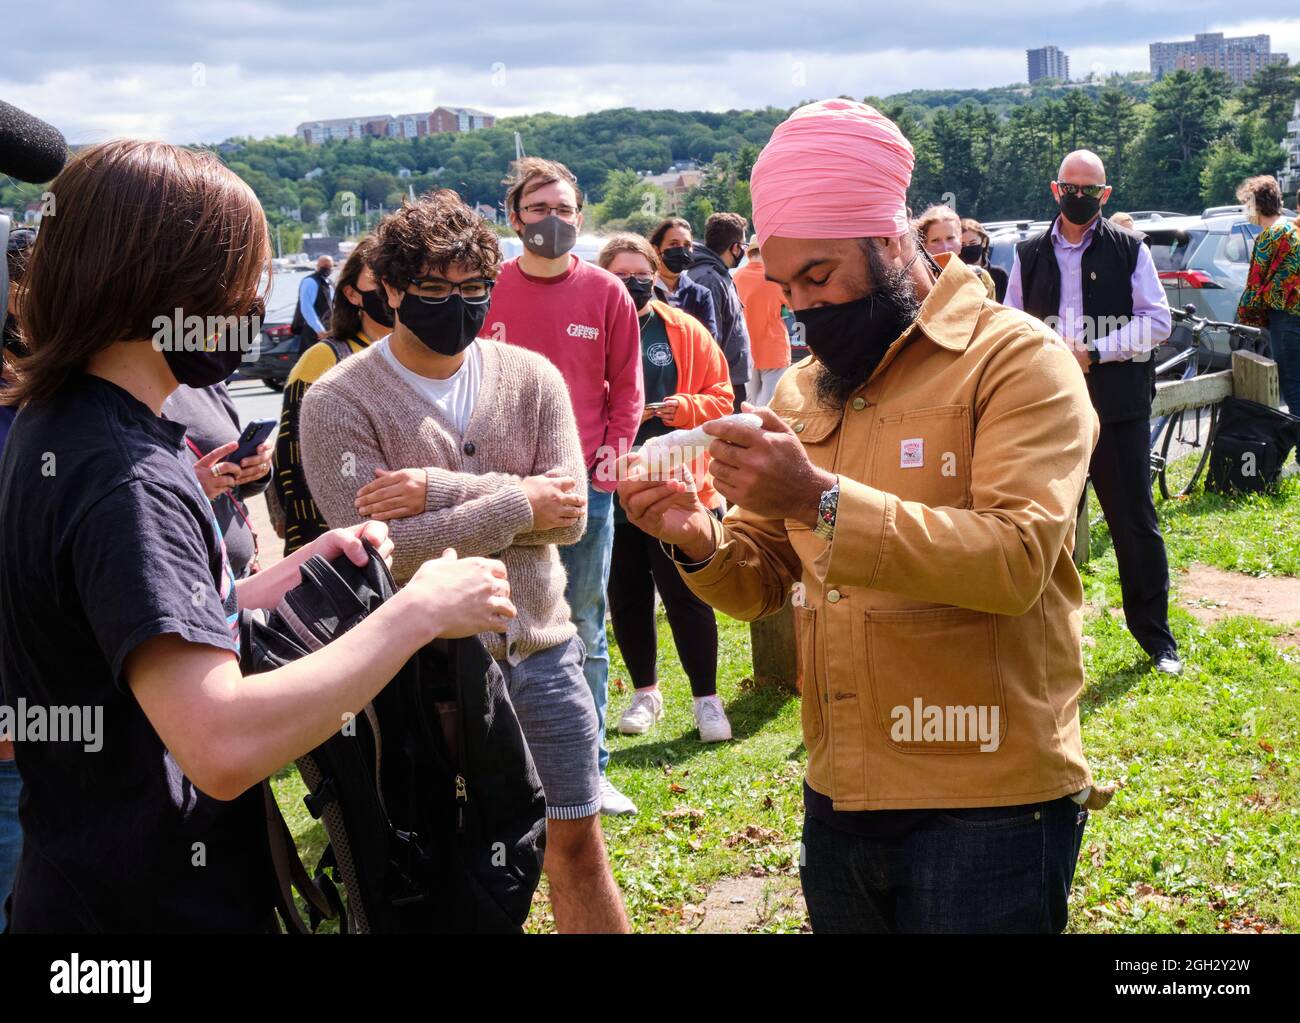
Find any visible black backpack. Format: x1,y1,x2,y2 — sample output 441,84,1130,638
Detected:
1206,396,1300,495
240,543,546,933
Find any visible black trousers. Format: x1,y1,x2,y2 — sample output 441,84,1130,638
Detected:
1088,416,1177,659
731,381,747,413
608,521,718,696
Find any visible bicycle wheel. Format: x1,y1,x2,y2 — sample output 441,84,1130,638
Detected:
1157,404,1218,499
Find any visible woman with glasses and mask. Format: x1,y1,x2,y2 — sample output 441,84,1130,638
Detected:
597,234,736,745
648,217,719,343
0,142,513,933
269,236,393,556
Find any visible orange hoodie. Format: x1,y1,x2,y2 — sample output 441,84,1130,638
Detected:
733,260,790,371
651,300,734,510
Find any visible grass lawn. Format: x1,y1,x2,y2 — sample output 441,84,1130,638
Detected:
275,478,1300,934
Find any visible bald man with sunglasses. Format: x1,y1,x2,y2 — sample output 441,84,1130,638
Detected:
1006,150,1180,677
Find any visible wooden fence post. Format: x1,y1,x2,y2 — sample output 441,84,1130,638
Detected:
749,598,798,692
1231,350,1280,408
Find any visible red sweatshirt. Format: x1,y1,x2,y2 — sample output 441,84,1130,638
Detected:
481,256,644,492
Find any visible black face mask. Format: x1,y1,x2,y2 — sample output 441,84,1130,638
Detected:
358,286,394,329
163,340,246,390
398,294,487,356
661,246,692,274
795,249,922,408
624,277,655,309
794,295,908,384
1059,193,1101,227
959,243,985,265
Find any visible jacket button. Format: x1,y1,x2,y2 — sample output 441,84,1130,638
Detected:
826,589,841,604
793,422,805,433
852,397,867,411
463,441,476,456
1089,271,1097,281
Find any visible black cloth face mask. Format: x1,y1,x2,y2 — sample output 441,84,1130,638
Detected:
660,246,693,274
624,277,655,309
793,294,907,383
1059,193,1101,227
358,286,394,329
519,214,578,259
163,338,246,389
398,294,487,356
959,243,985,265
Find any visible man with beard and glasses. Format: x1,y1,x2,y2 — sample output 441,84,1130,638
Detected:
1005,150,1179,677
618,99,1105,934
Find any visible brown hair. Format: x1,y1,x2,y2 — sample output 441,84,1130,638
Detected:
960,218,990,248
1237,175,1283,219
328,235,381,343
504,156,584,216
370,189,501,291
7,139,269,406
596,233,660,274
914,204,960,241
649,216,691,250
703,212,748,254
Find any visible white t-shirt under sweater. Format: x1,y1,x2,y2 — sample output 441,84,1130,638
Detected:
379,337,482,436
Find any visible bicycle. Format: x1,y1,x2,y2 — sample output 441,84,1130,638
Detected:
1148,304,1266,500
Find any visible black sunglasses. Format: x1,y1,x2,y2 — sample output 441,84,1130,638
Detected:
1055,182,1106,200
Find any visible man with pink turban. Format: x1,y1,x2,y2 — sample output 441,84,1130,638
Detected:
620,99,1104,933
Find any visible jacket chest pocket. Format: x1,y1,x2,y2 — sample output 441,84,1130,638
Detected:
869,404,972,509
777,409,842,472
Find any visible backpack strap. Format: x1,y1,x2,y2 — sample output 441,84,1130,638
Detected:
262,780,339,934
322,336,354,364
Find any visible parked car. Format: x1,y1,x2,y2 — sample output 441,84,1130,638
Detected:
1134,206,1294,368
236,268,313,390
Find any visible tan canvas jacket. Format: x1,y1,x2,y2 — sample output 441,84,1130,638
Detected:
682,255,1101,810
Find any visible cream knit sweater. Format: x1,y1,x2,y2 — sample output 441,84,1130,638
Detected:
300,338,587,663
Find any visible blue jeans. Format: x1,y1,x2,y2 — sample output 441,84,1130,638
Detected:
800,796,1088,933
559,484,615,776
1267,309,1300,419
0,757,21,932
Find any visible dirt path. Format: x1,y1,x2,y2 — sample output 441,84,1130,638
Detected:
1176,563,1300,648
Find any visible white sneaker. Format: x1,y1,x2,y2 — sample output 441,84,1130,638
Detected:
618,688,664,735
599,776,638,816
694,695,733,743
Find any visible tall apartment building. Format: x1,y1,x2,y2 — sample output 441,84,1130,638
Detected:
1280,100,1300,197
1150,33,1288,86
1027,46,1070,84
297,106,496,145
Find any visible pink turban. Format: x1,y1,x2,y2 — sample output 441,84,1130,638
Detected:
750,99,914,246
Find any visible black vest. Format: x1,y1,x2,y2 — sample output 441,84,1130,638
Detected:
1017,216,1153,424
291,269,333,337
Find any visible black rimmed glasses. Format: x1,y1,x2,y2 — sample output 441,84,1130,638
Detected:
407,278,495,305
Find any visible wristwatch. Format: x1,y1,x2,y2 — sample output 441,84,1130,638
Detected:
813,482,839,541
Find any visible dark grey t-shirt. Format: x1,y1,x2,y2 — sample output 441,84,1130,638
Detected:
0,374,272,932
162,383,269,578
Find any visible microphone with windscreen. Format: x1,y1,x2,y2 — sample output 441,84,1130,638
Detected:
0,100,67,184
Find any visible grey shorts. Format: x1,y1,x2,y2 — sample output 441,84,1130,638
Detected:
497,635,600,820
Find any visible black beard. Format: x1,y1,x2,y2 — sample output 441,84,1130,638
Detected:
814,242,922,409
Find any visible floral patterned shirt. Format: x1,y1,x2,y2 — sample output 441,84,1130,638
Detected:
1237,220,1300,326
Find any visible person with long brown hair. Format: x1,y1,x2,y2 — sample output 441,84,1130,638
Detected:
0,139,515,932
270,235,393,556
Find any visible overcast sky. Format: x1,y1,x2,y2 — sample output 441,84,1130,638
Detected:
6,2,1300,145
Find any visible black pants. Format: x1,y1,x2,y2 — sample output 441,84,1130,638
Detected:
608,521,718,696
1088,416,1177,659
731,381,747,414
